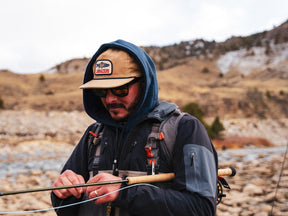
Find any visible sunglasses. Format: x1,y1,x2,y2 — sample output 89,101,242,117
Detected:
91,78,139,98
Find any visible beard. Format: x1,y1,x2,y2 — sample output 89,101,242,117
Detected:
106,93,142,122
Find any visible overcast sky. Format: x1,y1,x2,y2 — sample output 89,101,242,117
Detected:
1,0,288,73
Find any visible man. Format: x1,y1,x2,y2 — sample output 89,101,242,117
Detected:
51,39,218,215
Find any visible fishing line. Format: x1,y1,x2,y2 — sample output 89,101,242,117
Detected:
270,141,288,216
0,183,158,215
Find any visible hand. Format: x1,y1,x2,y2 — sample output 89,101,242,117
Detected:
52,170,85,199
86,173,122,204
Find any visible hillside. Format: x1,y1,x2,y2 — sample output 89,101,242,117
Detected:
0,20,288,119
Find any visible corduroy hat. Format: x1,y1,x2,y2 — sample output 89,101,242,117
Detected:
79,48,142,89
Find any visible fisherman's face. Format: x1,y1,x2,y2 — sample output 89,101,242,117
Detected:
100,80,141,121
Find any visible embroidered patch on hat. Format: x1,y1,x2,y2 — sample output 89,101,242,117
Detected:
94,60,113,75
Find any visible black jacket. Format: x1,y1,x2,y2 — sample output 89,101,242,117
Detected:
51,40,218,215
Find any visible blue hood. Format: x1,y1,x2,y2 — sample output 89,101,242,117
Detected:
82,39,159,129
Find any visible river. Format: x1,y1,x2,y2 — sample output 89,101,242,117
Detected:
0,146,286,181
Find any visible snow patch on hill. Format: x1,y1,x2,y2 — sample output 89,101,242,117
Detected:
217,42,288,75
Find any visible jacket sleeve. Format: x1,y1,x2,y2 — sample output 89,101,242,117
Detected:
50,125,93,215
114,115,218,216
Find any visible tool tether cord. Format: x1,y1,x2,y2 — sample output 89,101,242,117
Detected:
270,142,288,216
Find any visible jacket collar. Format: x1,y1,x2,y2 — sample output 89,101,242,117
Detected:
146,101,178,121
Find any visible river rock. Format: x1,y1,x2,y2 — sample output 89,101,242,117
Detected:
243,184,264,196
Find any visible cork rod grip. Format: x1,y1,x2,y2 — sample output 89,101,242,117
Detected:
126,167,236,185
218,167,237,176
126,173,175,185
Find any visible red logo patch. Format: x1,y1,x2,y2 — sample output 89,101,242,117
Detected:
94,60,112,75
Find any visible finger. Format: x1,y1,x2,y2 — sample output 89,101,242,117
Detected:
52,180,71,199
75,174,86,194
85,176,101,196
88,188,97,199
85,173,106,194
61,176,82,198
52,182,65,198
87,174,101,184
93,189,99,198
52,170,81,199
94,190,108,205
86,185,99,198
95,189,109,205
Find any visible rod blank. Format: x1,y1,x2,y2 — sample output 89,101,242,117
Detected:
0,180,128,196
0,167,236,196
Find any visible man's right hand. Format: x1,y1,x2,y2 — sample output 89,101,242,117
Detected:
52,170,85,199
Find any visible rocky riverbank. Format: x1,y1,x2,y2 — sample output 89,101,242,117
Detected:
217,148,288,216
0,110,287,215
0,144,286,216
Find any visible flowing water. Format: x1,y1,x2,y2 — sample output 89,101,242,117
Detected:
0,146,286,180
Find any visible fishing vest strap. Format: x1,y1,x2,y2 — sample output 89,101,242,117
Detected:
145,123,164,175
88,123,104,179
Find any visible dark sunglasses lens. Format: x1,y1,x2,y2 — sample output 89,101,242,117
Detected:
91,80,136,98
112,86,129,97
91,89,107,97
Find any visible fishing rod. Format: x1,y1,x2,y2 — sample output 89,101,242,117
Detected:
0,167,236,197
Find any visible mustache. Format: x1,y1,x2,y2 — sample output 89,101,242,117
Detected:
106,103,126,110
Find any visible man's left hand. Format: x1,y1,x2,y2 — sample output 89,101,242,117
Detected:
86,173,122,204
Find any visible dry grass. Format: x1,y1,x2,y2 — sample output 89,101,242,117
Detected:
213,136,274,150
0,70,84,110
1,56,287,118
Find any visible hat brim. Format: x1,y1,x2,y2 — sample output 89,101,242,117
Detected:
79,78,135,89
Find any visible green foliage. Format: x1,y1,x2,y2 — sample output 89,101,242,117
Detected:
274,32,280,44
182,102,205,121
182,102,225,139
202,67,210,73
256,40,262,47
39,74,46,82
0,96,4,109
230,43,240,51
266,90,271,99
209,116,225,139
265,42,271,55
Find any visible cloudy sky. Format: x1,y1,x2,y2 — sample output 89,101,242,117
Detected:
1,0,288,73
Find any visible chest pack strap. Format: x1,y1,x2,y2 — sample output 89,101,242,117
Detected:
145,109,186,175
88,123,104,179
145,123,164,175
